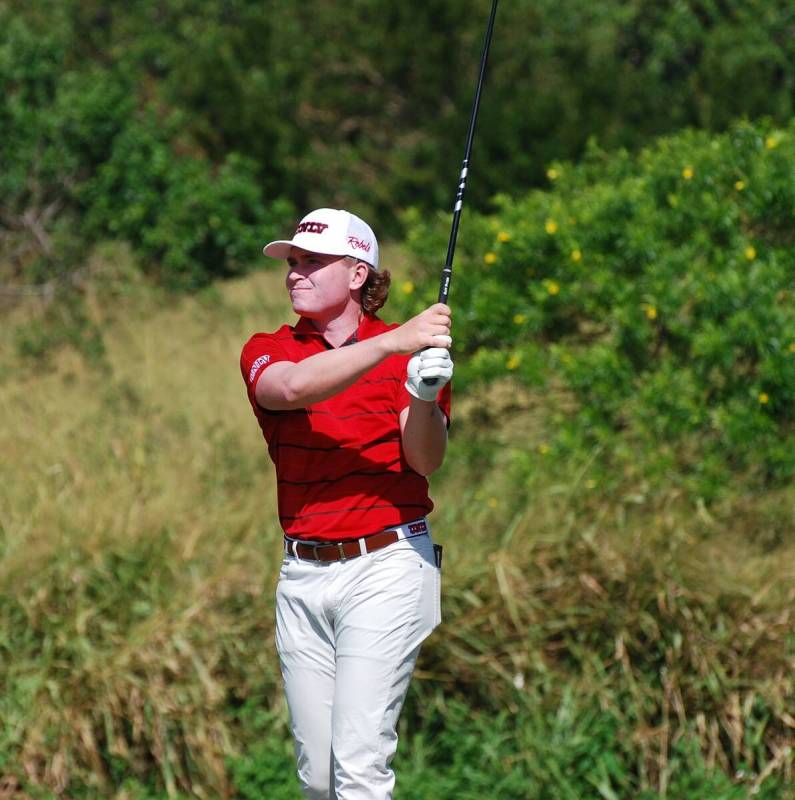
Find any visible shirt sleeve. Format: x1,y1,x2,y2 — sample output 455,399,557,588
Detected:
240,333,290,408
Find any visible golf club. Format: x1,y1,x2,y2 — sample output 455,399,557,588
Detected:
424,0,499,385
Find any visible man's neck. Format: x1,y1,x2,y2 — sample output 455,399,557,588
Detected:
309,304,363,348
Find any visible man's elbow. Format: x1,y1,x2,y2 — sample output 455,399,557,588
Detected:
256,369,308,410
278,377,305,407
406,451,445,476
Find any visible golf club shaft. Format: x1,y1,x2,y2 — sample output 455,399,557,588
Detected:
438,0,499,305
422,0,498,389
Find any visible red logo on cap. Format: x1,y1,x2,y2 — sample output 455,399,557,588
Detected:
348,235,371,252
296,221,329,234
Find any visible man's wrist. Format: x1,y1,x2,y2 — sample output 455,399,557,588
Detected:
411,396,442,417
405,379,439,403
377,329,398,356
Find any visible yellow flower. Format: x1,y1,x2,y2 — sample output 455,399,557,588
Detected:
401,280,414,294
645,305,658,320
545,219,558,235
484,252,498,264
570,249,582,262
537,443,550,455
682,166,694,180
547,168,559,181
585,479,597,490
487,497,499,509
744,246,756,261
506,354,521,370
789,343,795,354
758,392,769,405
734,180,745,191
765,136,779,150
545,280,560,296
513,313,527,325
497,231,511,243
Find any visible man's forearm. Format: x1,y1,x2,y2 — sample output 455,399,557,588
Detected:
399,399,448,476
256,334,393,409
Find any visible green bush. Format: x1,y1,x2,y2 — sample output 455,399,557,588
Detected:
0,10,289,290
5,0,795,236
396,119,795,497
82,116,288,289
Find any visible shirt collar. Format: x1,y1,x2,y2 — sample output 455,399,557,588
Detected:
294,317,323,337
294,313,386,347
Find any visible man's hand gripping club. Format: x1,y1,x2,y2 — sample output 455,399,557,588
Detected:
396,303,454,402
406,349,454,401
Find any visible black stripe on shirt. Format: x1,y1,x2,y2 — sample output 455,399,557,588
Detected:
276,434,399,452
279,502,428,522
358,377,401,385
308,409,396,420
278,468,409,487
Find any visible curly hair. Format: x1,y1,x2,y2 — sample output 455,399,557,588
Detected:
360,266,391,315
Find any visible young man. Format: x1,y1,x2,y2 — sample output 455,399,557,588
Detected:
240,208,453,800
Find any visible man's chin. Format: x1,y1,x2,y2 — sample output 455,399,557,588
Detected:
291,302,320,318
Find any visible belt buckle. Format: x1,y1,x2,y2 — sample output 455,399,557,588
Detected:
310,542,346,561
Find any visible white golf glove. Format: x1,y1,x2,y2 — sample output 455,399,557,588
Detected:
406,347,454,402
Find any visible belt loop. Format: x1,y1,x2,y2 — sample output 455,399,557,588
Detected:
291,540,303,561
358,536,368,557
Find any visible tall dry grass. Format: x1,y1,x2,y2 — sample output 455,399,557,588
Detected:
0,246,792,797
1,254,293,794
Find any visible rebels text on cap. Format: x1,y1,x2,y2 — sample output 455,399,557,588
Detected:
347,235,371,253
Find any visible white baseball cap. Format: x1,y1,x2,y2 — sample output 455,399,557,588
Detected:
263,208,379,269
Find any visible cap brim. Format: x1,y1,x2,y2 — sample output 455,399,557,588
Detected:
262,239,352,260
262,240,294,259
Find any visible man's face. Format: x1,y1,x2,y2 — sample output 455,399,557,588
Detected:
285,248,362,319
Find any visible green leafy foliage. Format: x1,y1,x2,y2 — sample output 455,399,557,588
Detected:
0,9,288,290
4,0,795,244
396,120,795,496
83,123,287,289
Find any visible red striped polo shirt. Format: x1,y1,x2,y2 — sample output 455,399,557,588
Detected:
240,314,452,541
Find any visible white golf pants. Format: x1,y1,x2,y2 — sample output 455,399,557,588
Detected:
275,525,441,800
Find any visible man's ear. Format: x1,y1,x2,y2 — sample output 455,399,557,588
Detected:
349,260,369,290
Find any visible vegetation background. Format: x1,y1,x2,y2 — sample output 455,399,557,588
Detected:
1,0,793,797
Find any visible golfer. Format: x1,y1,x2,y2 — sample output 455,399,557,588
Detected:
240,208,453,799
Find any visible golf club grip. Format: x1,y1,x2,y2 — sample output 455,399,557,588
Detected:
423,377,439,387
421,263,454,388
